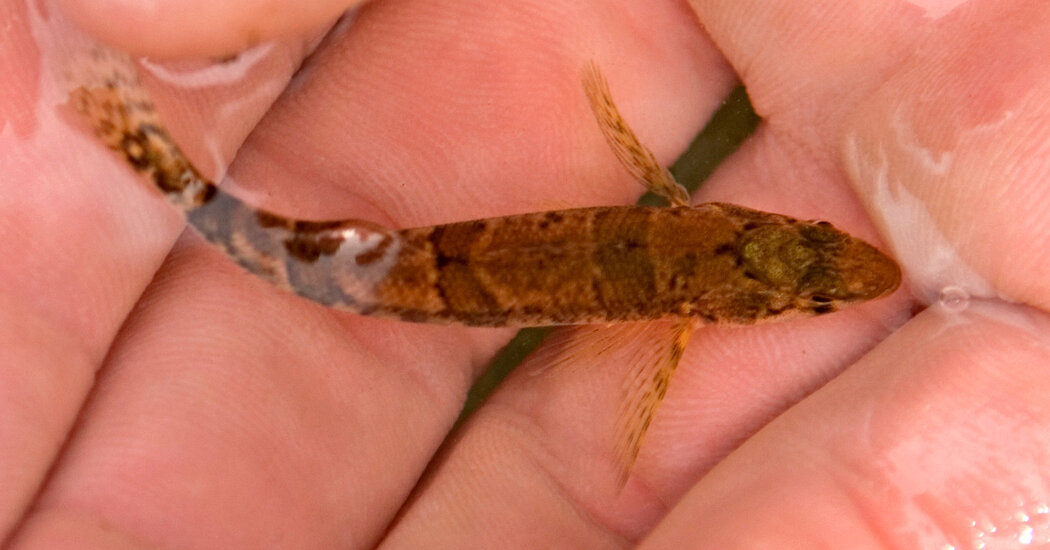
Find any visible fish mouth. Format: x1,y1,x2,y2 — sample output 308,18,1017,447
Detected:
837,238,902,301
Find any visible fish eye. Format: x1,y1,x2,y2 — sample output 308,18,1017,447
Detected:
811,295,834,303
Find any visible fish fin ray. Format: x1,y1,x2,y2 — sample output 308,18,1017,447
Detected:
581,61,691,207
613,319,693,488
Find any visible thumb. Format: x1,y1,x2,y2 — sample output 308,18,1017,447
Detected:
56,0,364,58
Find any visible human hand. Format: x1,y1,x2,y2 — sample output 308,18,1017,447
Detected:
3,0,1046,548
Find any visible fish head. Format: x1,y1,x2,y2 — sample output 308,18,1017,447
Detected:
739,220,901,316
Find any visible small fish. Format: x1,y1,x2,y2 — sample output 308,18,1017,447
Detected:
69,49,900,483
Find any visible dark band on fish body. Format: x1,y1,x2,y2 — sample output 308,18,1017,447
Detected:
591,208,658,316
425,219,509,323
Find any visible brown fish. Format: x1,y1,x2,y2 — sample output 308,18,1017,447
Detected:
69,49,900,483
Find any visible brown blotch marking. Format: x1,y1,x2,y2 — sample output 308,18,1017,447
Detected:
256,212,349,263
354,234,393,266
71,80,215,210
256,213,348,233
427,225,451,269
255,211,286,229
119,131,151,171
426,221,503,319
537,211,565,230
713,243,736,256
799,223,843,244
197,182,218,204
517,305,545,317
592,209,658,313
284,234,344,263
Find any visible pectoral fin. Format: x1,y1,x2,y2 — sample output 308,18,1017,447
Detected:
613,318,692,487
527,320,694,488
581,61,691,207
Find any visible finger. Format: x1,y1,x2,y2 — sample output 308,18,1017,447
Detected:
685,0,927,239
0,3,305,544
642,301,1050,548
639,1,1050,546
381,303,904,547
9,0,730,547
10,233,493,548
383,0,925,545
226,0,724,541
224,0,734,227
843,1,1050,310
0,4,286,536
372,2,904,546
55,0,364,58
691,0,926,142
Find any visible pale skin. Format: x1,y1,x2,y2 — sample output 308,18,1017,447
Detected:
3,1,1050,549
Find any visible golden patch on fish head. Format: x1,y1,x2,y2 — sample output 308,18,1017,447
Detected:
740,221,900,315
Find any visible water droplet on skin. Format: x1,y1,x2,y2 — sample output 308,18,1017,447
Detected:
959,502,1050,548
1018,524,1035,544
939,285,970,313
